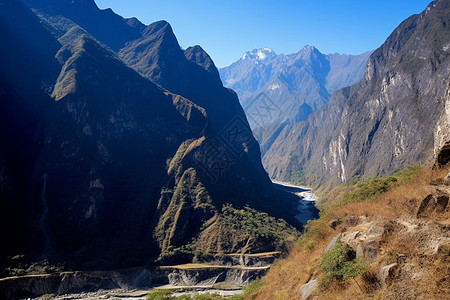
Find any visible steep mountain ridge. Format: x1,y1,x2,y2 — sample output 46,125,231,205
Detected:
263,0,450,190
0,0,300,275
24,0,140,51
220,46,371,122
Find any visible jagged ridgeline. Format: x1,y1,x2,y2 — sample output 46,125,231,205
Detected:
219,47,372,157
0,0,301,273
263,0,450,191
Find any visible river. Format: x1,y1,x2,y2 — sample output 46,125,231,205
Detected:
272,181,319,225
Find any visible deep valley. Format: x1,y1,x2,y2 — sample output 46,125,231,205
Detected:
1,0,449,299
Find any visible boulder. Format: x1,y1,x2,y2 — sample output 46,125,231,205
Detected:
300,279,318,300
379,263,398,286
416,194,436,218
356,243,364,258
364,239,379,260
435,195,449,212
367,225,384,236
341,231,361,253
341,226,383,260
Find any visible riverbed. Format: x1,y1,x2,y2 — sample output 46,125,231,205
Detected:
272,181,319,225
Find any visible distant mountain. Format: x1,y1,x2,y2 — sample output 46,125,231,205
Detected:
0,0,301,274
219,46,371,155
263,0,450,191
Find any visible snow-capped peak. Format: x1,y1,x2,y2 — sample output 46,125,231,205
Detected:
242,48,276,61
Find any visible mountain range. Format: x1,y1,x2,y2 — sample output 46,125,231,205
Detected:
1,0,450,299
262,0,450,191
0,0,301,274
219,46,372,156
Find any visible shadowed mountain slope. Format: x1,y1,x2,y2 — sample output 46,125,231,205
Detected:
0,0,301,275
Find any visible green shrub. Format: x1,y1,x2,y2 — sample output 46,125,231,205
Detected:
320,242,368,281
41,294,55,300
341,166,420,206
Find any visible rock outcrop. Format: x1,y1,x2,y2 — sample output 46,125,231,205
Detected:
299,278,318,300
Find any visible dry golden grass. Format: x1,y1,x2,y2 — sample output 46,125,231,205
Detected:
251,165,450,300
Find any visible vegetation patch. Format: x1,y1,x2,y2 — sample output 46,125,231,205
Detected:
196,204,299,255
319,242,369,281
340,166,421,206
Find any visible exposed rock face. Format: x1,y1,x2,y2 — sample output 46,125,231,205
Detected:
219,46,371,156
417,193,450,217
166,267,268,287
379,263,398,286
0,268,167,299
263,0,450,189
0,0,300,274
300,278,318,300
0,265,267,299
340,224,385,261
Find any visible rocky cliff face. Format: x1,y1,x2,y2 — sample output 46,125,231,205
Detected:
0,0,300,274
219,46,371,156
263,0,450,190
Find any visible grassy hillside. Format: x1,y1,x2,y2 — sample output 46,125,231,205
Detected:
248,165,450,299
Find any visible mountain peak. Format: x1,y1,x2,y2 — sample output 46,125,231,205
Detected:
184,45,220,78
290,44,325,62
297,45,322,57
242,48,276,61
24,0,98,11
143,20,171,36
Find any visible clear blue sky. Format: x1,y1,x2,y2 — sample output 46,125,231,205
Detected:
95,0,432,68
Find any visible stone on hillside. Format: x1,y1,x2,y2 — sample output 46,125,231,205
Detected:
324,233,341,253
341,226,384,260
367,225,384,236
364,239,379,260
379,263,398,286
341,231,361,252
300,279,318,300
417,194,436,218
435,195,449,212
356,243,364,258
